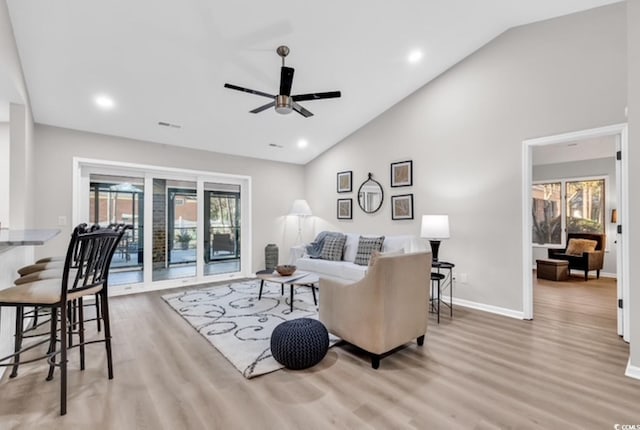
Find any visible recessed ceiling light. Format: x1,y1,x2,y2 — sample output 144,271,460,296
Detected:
94,94,115,110
408,50,423,64
297,139,308,149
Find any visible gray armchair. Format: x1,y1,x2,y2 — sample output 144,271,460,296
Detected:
319,251,432,368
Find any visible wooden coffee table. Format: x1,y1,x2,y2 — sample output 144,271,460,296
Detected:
255,270,319,312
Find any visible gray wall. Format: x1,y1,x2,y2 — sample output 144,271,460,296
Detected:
33,125,306,272
305,3,627,312
532,157,617,275
627,0,640,370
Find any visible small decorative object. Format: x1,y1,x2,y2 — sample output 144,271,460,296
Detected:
420,214,450,261
270,318,329,370
337,170,352,193
337,198,352,220
275,264,296,276
390,160,413,187
265,243,279,271
391,194,414,220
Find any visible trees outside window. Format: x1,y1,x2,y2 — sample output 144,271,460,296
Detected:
532,178,605,246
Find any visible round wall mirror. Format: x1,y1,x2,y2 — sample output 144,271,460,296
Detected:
357,173,384,213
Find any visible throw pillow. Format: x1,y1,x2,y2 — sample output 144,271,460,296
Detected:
354,236,385,266
320,235,347,261
566,238,598,256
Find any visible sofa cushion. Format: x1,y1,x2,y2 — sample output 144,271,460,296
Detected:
566,238,597,256
320,235,347,261
343,233,360,262
296,257,368,281
354,236,385,266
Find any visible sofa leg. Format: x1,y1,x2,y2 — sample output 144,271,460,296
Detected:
597,270,600,279
584,271,588,281
371,355,380,369
417,335,425,346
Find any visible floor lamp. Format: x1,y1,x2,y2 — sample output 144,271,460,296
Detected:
289,199,312,244
420,214,450,262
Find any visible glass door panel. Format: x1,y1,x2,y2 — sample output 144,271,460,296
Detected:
89,174,144,286
204,182,241,276
152,179,197,281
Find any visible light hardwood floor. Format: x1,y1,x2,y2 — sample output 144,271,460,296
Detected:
0,275,638,429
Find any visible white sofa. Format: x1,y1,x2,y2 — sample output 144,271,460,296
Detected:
295,234,427,281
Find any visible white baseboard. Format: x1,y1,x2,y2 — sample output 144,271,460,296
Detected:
599,272,617,279
626,359,640,380
442,296,524,320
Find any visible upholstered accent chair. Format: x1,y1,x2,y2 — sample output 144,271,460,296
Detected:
547,233,605,281
319,251,432,368
212,233,235,254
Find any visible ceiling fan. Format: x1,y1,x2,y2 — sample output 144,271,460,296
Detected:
224,45,341,118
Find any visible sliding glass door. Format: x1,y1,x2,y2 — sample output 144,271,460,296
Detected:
78,159,249,291
152,180,197,282
204,183,241,275
89,174,144,285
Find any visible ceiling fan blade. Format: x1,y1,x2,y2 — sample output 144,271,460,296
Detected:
250,101,275,114
292,91,341,102
224,83,275,99
292,101,314,118
280,67,294,96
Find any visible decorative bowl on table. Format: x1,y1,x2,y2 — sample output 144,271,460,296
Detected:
275,265,296,276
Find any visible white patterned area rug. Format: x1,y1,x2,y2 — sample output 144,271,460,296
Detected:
162,279,339,379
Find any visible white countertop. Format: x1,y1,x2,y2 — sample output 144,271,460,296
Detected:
0,229,61,246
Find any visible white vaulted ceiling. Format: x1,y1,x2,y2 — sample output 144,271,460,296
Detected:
6,0,622,164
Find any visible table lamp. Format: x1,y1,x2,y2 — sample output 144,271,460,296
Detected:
420,214,450,262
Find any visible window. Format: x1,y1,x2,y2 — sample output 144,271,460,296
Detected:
566,179,605,234
532,177,605,246
532,182,562,245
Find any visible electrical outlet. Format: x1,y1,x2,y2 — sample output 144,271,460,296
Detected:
57,216,67,226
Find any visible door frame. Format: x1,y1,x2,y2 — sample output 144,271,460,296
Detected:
521,123,629,342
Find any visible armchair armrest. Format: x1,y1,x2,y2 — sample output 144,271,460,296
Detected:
584,250,604,270
319,276,379,339
289,244,307,264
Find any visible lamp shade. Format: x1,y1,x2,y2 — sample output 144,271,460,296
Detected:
420,215,450,239
289,199,312,216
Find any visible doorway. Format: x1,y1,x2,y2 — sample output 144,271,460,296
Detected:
522,124,629,342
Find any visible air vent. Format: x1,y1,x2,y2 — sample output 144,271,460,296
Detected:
268,143,284,148
158,121,182,129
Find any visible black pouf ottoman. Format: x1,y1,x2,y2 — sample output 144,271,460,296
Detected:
270,318,329,370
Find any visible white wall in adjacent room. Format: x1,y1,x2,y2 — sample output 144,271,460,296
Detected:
304,3,627,313
33,124,306,273
532,157,617,275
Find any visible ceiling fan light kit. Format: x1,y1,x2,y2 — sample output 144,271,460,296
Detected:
224,45,341,118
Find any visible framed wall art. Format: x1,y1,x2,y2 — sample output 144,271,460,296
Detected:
337,170,353,193
390,160,413,187
337,198,353,219
391,194,414,220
